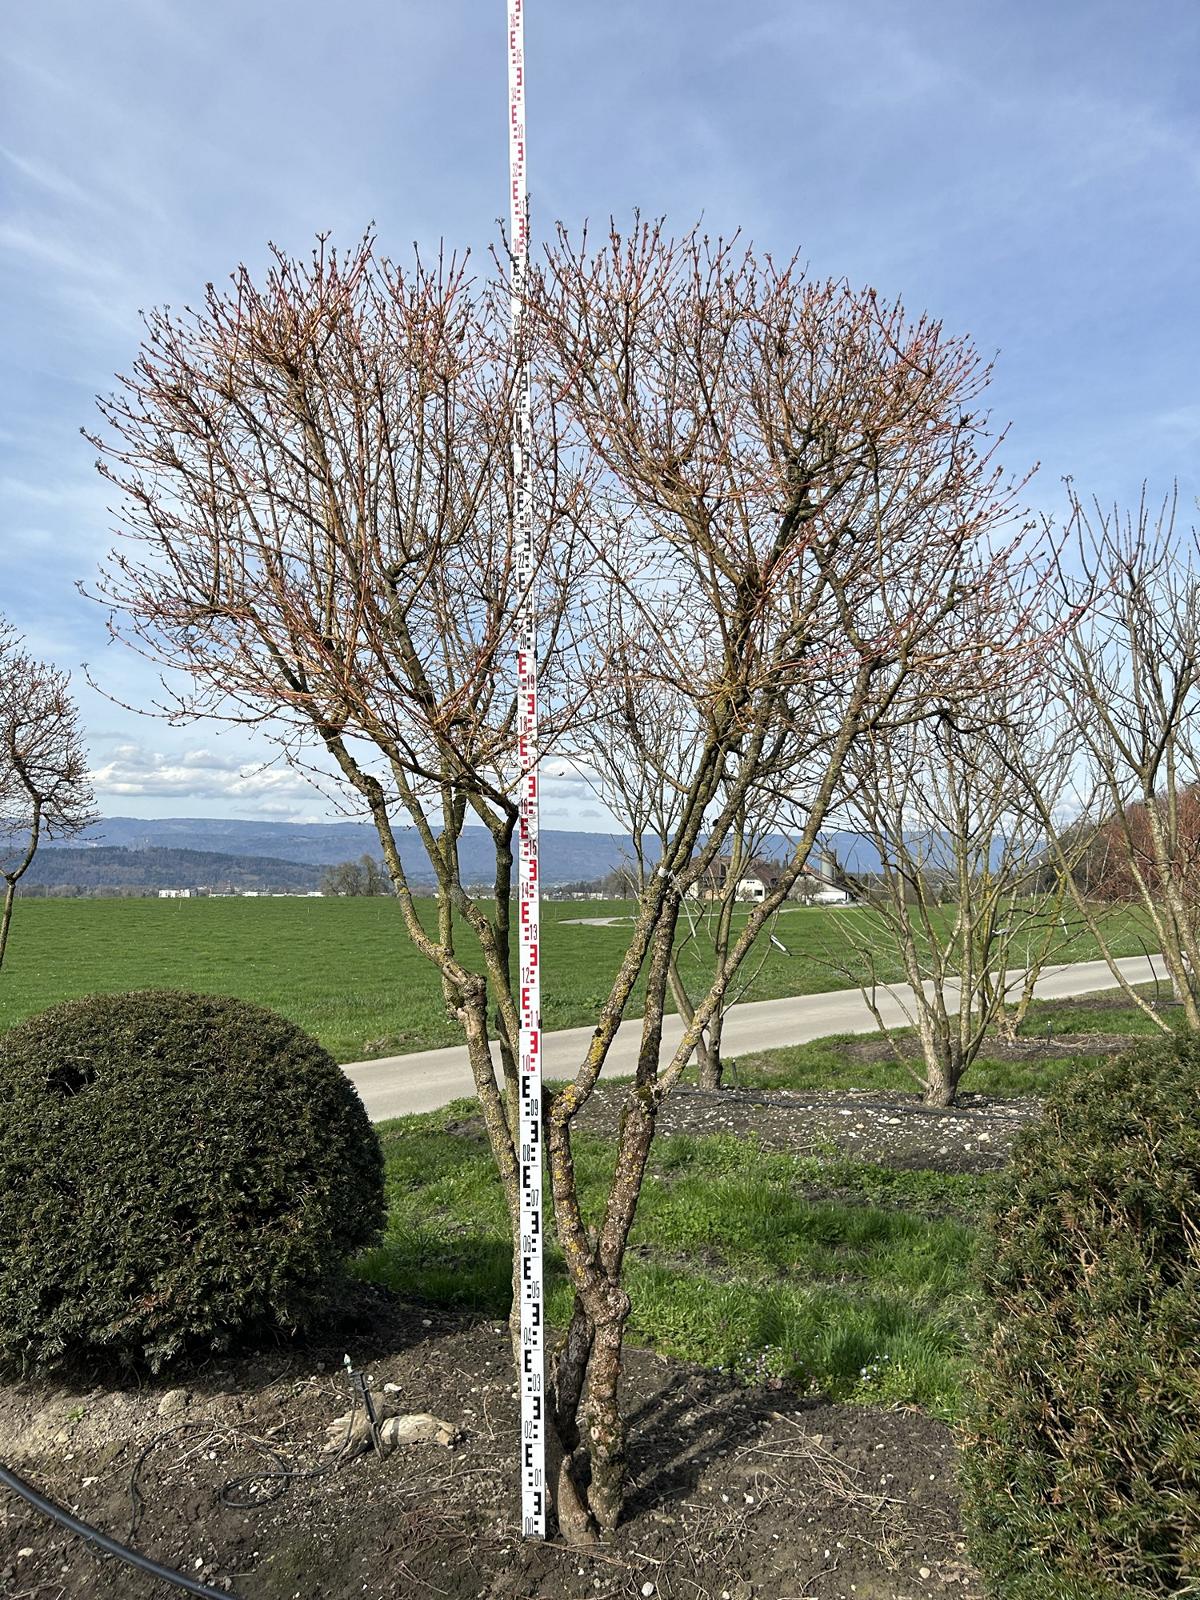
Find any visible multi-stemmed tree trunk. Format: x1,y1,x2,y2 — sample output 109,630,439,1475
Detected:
0,622,97,969
87,225,1040,1537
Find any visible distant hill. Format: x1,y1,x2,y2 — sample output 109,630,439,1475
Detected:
20,846,324,894
33,817,891,889
43,817,661,886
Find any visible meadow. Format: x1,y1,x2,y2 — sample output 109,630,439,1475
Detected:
0,892,1157,1061
358,990,1177,1422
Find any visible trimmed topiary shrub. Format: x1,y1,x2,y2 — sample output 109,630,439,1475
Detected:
0,990,385,1373
962,1033,1200,1599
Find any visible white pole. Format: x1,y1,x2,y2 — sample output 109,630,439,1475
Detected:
507,0,546,1540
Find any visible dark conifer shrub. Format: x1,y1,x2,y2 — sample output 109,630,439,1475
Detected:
962,1034,1200,1598
0,990,384,1373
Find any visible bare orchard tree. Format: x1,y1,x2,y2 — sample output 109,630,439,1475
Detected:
823,674,1079,1105
0,621,97,969
1024,489,1200,1030
666,812,783,1089
88,225,1037,1539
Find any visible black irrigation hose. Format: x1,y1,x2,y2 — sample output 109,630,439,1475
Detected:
0,1461,244,1600
1,1366,367,1598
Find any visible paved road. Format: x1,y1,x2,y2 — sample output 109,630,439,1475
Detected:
342,954,1166,1122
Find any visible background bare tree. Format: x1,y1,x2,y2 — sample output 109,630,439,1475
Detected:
0,621,97,969
824,675,1079,1104
319,854,393,896
576,674,786,1088
1027,489,1200,1031
667,814,784,1089
88,225,1040,1538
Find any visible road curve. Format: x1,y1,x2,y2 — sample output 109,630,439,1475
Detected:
342,954,1168,1123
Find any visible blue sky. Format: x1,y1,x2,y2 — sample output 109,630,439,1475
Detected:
3,0,1197,827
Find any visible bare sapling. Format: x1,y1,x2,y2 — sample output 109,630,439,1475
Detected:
821,673,1080,1106
1024,489,1200,1031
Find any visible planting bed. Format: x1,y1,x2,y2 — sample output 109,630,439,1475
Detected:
0,1050,1074,1599
0,1292,980,1600
567,1082,1042,1173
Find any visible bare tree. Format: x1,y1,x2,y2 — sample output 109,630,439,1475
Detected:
0,622,97,969
1026,489,1200,1030
666,815,784,1089
319,854,393,896
87,226,1039,1538
824,676,1080,1105
584,703,784,1089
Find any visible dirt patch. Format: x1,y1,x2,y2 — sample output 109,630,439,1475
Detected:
1,1083,1016,1599
0,1295,979,1600
840,1030,1135,1065
570,1084,1041,1173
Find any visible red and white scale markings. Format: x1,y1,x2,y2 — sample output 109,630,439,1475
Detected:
507,0,546,1540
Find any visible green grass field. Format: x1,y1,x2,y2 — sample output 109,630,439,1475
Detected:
0,894,1160,1061
357,993,1176,1422
358,1107,986,1418
730,989,1183,1097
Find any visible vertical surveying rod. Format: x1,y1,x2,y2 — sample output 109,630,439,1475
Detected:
507,0,546,1540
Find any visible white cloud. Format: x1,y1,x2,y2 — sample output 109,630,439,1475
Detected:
89,745,323,806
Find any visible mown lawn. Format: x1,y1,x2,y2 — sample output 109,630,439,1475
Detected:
0,893,1159,1061
357,992,1173,1424
358,1108,987,1420
730,988,1184,1097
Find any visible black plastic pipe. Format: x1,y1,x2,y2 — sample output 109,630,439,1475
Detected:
0,1462,243,1599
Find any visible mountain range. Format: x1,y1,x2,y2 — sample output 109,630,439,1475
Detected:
33,816,887,890
39,816,653,887
21,845,324,893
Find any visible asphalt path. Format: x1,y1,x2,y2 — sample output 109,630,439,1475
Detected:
342,954,1166,1122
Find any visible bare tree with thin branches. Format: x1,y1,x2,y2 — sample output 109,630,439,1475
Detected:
0,622,98,969
823,675,1082,1105
87,224,1042,1538
576,685,786,1089
1024,488,1200,1031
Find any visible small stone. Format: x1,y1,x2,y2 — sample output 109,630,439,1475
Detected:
919,1568,931,1580
641,1586,655,1598
157,1388,190,1417
17,1548,34,1559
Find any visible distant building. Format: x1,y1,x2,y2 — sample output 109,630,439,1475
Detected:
792,855,854,905
686,856,788,903
685,853,856,906
807,883,852,905
157,888,192,899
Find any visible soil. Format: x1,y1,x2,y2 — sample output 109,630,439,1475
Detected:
0,1079,1046,1600
0,1303,979,1600
568,1083,1042,1173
